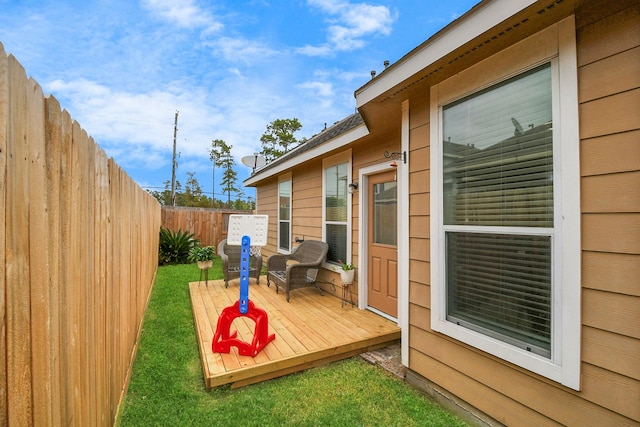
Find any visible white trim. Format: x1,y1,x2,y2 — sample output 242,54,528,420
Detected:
399,100,410,367
430,17,581,390
556,16,581,389
245,124,368,186
367,306,397,323
357,160,406,325
355,0,538,107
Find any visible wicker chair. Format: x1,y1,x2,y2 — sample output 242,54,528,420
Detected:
266,240,329,302
217,238,263,288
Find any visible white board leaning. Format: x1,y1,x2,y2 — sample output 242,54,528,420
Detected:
227,214,269,246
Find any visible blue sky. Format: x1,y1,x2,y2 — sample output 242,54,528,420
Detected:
0,0,478,202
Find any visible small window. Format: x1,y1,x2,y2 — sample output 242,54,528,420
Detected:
278,179,291,252
323,156,351,266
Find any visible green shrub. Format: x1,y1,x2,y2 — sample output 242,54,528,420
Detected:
158,227,197,265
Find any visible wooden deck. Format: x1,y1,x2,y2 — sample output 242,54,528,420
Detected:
189,278,401,390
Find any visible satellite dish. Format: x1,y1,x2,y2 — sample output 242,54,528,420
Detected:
511,117,524,137
241,154,266,173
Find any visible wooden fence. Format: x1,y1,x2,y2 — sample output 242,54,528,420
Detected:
1,45,161,425
161,206,251,248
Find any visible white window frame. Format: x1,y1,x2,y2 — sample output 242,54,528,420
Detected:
430,17,581,390
277,174,292,253
322,150,353,270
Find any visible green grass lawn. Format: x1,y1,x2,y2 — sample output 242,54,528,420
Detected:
117,261,469,427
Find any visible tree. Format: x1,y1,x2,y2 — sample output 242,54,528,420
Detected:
184,171,211,207
220,155,239,207
209,139,228,205
150,180,182,205
210,138,239,207
259,118,303,162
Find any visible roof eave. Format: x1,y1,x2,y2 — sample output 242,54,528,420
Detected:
355,0,538,108
243,122,369,187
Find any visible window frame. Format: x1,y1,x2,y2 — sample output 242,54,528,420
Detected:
430,18,581,390
277,174,292,254
322,150,353,270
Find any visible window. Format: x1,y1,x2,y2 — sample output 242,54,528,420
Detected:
430,20,580,389
278,178,291,252
323,152,352,266
444,64,553,357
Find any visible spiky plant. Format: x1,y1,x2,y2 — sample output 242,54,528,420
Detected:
158,227,197,265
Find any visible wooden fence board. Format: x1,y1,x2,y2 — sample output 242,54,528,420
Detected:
0,42,8,427
6,53,32,427
27,77,52,427
44,96,63,426
58,107,74,426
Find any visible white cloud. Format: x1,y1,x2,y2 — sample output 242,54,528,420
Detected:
295,44,334,57
204,36,280,63
45,78,215,163
297,81,334,98
302,0,396,54
142,0,223,32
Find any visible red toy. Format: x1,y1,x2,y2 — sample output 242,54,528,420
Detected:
212,217,275,357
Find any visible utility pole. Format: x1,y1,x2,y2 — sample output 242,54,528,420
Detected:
170,110,179,206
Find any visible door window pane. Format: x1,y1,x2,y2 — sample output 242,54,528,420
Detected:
373,181,397,245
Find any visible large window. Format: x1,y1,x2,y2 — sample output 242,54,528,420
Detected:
278,179,291,252
430,20,580,389
443,64,553,357
323,156,350,265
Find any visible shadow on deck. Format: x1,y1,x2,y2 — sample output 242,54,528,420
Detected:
189,278,401,390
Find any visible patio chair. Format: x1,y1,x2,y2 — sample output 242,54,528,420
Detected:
217,238,263,288
266,240,329,302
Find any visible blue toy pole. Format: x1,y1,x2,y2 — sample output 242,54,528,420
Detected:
239,235,250,314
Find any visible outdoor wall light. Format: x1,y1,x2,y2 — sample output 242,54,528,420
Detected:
348,182,359,193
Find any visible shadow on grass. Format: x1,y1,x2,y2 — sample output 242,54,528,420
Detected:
117,261,468,427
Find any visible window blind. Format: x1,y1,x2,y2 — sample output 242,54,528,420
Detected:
326,224,347,263
446,232,551,356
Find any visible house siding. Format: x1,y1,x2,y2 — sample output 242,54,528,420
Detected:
406,3,640,426
256,152,356,298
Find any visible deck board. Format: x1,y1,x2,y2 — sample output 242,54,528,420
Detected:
189,278,401,389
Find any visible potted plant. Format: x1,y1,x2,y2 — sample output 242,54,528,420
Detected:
337,260,355,285
188,245,216,269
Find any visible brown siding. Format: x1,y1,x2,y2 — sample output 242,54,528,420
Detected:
291,160,323,242
407,3,640,426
